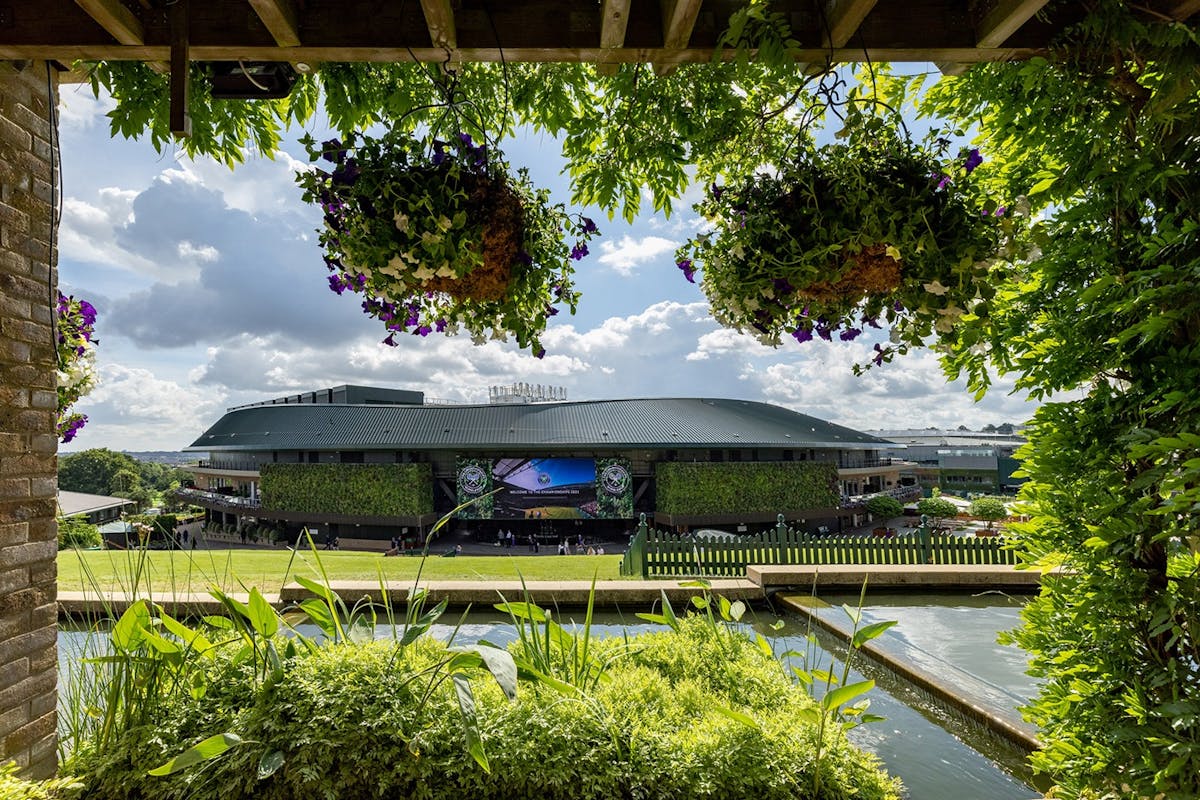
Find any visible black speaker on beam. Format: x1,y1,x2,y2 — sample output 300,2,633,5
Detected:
207,62,298,99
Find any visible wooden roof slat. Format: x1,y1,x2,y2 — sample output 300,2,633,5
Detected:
654,0,703,75
823,0,880,49
74,0,144,45
11,44,1048,66
975,0,1050,48
420,0,457,49
598,0,632,75
247,0,302,48
1166,0,1200,18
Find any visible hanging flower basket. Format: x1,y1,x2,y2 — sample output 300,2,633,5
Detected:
297,131,597,356
56,291,98,443
676,115,1014,366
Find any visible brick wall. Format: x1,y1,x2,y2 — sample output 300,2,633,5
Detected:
0,60,59,778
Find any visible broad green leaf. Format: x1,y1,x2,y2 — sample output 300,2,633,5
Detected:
852,620,898,648
462,643,518,701
148,733,244,776
111,600,150,652
452,674,489,774
248,588,279,639
822,680,876,711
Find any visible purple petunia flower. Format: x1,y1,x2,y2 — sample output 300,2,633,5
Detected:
772,278,794,295
535,348,546,359
873,343,886,367
964,149,983,173
435,318,447,332
332,159,360,186
458,132,474,148
839,328,862,341
383,333,397,347
406,313,420,326
547,306,559,316
893,301,905,312
676,259,697,283
581,217,598,234
321,138,345,164
994,206,1006,217
710,183,724,201
517,250,534,266
570,243,589,261
328,275,347,295
792,327,814,344
417,324,432,337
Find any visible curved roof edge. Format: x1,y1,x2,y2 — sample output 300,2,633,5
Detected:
187,397,892,452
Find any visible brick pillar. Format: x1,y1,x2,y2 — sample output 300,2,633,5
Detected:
0,60,60,778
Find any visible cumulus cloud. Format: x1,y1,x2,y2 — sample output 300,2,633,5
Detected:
597,235,679,276
63,363,230,452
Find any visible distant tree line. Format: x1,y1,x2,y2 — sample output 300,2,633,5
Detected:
59,448,193,509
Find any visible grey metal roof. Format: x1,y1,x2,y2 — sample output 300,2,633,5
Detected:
187,398,890,453
58,491,137,517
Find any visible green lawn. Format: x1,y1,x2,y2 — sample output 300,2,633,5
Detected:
58,549,627,595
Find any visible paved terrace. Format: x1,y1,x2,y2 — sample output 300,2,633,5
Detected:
58,565,1051,617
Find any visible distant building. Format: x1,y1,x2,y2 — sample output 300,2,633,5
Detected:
869,429,1027,495
180,385,911,547
57,490,136,525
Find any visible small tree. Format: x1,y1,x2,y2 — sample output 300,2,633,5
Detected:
57,515,101,550
865,496,904,522
969,496,1008,529
917,496,959,530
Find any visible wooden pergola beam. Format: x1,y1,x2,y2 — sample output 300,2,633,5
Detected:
15,45,1049,67
654,0,703,76
1165,0,1200,18
420,0,457,49
247,0,302,48
822,0,879,49
74,0,144,45
597,0,631,75
975,0,1050,48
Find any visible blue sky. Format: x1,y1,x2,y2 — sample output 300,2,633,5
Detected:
55,78,1042,453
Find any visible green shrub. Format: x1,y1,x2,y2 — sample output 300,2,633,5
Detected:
62,618,900,800
57,515,101,550
864,496,904,521
0,763,81,799
261,463,433,517
656,462,839,515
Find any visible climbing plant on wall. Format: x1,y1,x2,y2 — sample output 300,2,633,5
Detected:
260,463,433,517
655,461,838,516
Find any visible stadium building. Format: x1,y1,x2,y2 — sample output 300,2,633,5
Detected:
180,385,909,549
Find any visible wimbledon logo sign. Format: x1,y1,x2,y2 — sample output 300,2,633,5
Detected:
458,465,488,495
600,463,631,496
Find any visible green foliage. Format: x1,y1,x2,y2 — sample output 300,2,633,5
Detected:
63,614,899,800
0,762,81,800
865,496,904,520
876,4,1200,796
59,449,188,498
655,461,838,515
296,129,596,355
968,496,1007,528
916,497,958,525
260,463,433,516
57,515,101,550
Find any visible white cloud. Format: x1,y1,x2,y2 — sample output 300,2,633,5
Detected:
178,241,220,262
597,235,679,276
57,85,117,132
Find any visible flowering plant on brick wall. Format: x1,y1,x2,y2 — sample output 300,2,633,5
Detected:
297,130,598,358
675,111,1022,368
56,291,98,443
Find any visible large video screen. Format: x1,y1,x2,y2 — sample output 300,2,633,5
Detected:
455,457,633,520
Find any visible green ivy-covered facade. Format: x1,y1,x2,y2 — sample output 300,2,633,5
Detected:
260,463,433,517
655,462,839,517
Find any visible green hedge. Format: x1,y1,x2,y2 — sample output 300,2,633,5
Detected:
655,461,839,515
63,618,900,800
260,463,433,516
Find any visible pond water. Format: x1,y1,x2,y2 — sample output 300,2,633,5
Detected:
58,597,1039,800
